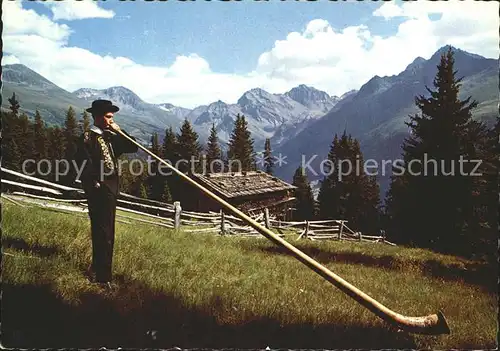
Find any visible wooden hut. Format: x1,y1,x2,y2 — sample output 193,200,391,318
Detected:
190,171,296,219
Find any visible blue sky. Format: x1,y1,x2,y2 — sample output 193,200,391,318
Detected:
4,0,498,108
23,0,399,73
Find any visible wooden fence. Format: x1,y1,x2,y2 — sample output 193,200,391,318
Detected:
1,167,394,245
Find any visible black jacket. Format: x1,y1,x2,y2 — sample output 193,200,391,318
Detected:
75,126,138,195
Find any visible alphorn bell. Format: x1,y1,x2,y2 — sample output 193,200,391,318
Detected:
114,128,451,336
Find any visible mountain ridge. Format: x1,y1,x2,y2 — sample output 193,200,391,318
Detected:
273,45,498,197
2,45,497,194
2,62,342,147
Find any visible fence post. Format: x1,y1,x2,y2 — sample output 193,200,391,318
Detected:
174,201,182,231
339,220,344,240
220,210,226,235
358,231,362,241
264,208,270,229
381,229,386,243
297,220,309,241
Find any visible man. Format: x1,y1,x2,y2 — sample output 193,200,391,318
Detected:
75,99,138,286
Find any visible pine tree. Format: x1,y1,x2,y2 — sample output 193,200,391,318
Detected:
176,119,202,174
162,126,178,164
292,166,315,221
206,123,222,173
139,183,148,199
82,110,91,132
227,114,256,172
149,131,162,177
161,181,172,203
8,92,20,117
47,127,66,161
63,106,79,157
0,111,22,190
385,48,489,254
147,132,166,200
318,132,380,233
150,132,162,157
62,106,80,185
1,111,22,171
467,116,500,259
17,113,34,168
2,138,22,172
348,138,381,233
317,176,333,219
126,159,149,196
47,127,66,182
318,134,343,220
161,126,178,202
118,155,135,194
33,110,47,159
173,119,202,209
263,138,274,175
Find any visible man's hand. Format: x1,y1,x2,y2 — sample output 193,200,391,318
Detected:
108,122,121,132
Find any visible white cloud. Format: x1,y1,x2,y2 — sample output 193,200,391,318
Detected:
168,54,211,77
254,0,498,97
1,0,498,109
42,0,115,21
372,2,404,20
1,0,258,108
374,0,498,58
2,55,21,65
2,1,71,42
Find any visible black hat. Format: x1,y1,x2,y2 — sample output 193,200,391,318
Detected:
86,99,120,114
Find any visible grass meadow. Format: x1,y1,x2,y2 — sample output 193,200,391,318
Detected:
1,201,498,349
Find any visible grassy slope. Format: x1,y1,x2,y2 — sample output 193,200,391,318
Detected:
1,202,498,349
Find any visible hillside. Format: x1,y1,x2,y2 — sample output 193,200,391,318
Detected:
186,85,340,150
1,64,90,125
74,86,186,132
2,45,496,182
1,65,167,142
1,65,338,148
2,201,497,349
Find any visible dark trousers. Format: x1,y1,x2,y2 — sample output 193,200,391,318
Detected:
85,184,117,283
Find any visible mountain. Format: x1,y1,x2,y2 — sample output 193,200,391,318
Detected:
74,86,186,138
74,87,146,111
190,100,245,147
1,64,90,125
274,45,498,198
155,103,191,121
183,86,341,150
2,63,62,90
285,84,340,112
271,84,345,145
1,63,341,148
3,45,495,190
238,88,308,125
0,65,179,142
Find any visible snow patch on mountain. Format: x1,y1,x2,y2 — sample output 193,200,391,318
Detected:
72,84,349,146
156,103,191,120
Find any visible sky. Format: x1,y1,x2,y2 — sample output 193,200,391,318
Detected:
3,0,498,109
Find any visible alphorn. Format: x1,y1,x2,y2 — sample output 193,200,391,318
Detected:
115,128,450,335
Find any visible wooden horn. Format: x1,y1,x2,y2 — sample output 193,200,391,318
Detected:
115,129,451,335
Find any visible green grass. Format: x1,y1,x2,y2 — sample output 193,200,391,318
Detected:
1,202,498,349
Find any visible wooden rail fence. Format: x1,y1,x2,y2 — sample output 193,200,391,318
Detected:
1,167,394,245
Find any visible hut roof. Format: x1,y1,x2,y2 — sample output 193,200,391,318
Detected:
191,171,296,199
